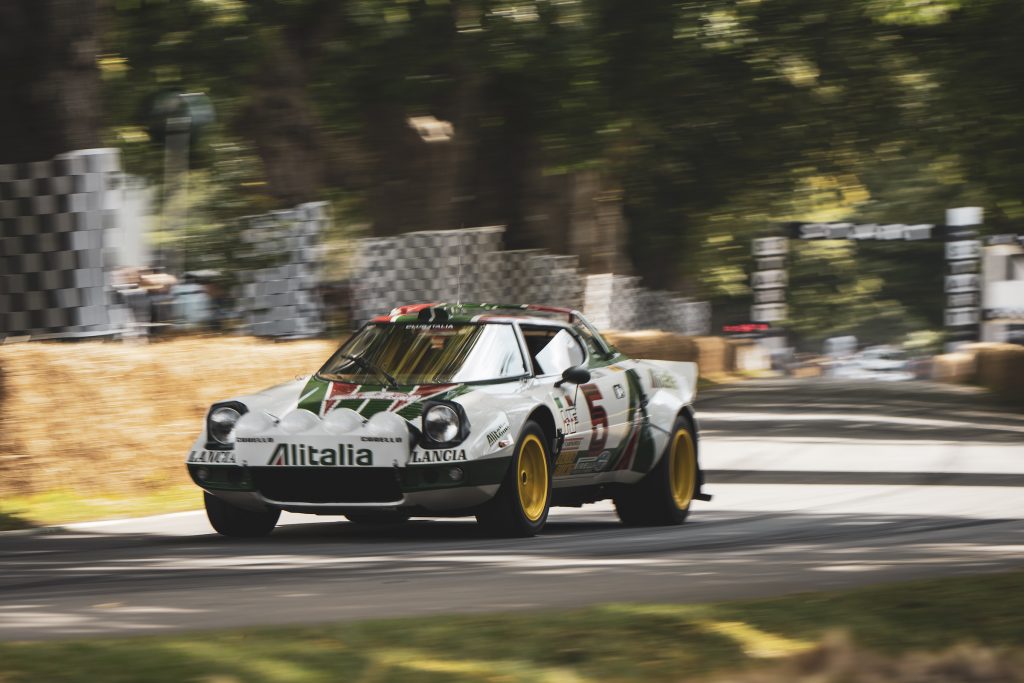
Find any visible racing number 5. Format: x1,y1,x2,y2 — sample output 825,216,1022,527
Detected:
580,384,608,456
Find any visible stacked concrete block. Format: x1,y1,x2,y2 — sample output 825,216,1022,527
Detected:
582,274,615,329
347,226,710,333
0,148,127,339
608,275,643,330
583,273,711,335
236,201,327,338
483,249,548,304
537,254,584,311
671,299,712,336
350,226,504,324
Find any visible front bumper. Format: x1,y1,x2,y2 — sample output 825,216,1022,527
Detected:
188,456,510,514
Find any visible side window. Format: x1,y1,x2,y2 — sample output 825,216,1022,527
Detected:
573,322,609,360
522,327,586,376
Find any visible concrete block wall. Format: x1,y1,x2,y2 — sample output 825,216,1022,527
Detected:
347,225,709,334
583,275,711,336
236,202,328,338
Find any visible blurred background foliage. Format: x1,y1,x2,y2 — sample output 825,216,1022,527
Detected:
5,0,1024,348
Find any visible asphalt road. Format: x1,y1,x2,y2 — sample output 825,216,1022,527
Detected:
2,379,1022,640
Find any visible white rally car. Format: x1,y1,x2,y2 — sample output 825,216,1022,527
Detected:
187,303,710,537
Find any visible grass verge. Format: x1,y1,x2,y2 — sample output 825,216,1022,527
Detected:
0,484,200,530
0,569,1021,682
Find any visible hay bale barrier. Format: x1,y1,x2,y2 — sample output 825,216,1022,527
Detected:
0,338,338,499
974,344,1024,405
0,331,749,501
932,351,978,384
604,331,738,377
932,343,1024,405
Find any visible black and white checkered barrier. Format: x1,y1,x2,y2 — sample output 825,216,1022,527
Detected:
583,274,711,335
350,226,504,324
478,250,584,309
236,202,328,338
0,148,128,339
346,225,709,333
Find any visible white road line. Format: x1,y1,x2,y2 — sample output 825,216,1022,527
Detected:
698,411,1024,433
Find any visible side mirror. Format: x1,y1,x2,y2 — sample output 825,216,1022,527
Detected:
555,366,591,388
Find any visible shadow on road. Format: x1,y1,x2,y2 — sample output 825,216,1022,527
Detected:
0,510,34,532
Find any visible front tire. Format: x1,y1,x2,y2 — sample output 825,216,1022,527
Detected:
476,421,552,537
204,492,280,537
614,416,697,526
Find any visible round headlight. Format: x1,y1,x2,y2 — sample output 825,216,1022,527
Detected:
424,405,459,443
209,406,242,445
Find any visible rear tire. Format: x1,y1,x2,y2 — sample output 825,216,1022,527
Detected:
204,492,280,537
613,416,697,526
476,421,552,537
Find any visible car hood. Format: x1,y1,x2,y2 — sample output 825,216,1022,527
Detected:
294,376,474,421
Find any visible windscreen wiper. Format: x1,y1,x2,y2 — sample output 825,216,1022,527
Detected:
337,354,399,388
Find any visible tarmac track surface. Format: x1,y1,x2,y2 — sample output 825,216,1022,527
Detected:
1,379,1022,640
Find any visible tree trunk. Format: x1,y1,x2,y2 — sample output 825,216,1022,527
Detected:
0,0,101,164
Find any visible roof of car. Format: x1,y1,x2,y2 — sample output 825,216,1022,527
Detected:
371,303,581,325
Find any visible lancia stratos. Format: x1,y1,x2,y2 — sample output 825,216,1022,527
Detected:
186,303,711,537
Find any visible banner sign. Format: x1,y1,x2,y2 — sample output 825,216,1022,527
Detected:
751,303,787,323
752,237,788,257
947,292,980,308
754,288,786,304
751,269,787,289
788,222,934,241
945,308,981,327
945,240,982,261
945,274,981,293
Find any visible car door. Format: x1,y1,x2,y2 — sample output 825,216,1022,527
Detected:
570,321,647,475
520,324,631,478
572,362,634,475
519,325,593,477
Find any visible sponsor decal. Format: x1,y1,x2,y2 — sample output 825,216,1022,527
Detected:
410,449,468,464
486,423,510,447
613,384,626,399
385,384,457,415
562,435,584,451
269,443,373,467
360,436,403,443
237,436,274,443
349,390,414,402
189,450,237,464
649,370,678,389
573,451,611,474
581,384,608,457
560,407,579,435
320,381,459,417
322,381,361,415
554,450,577,477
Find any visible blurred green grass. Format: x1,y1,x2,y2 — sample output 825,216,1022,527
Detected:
0,485,200,530
1,569,1021,682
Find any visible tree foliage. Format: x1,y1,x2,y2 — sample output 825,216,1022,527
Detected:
5,0,1021,345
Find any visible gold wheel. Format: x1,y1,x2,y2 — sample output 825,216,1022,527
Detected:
516,434,549,522
668,428,696,510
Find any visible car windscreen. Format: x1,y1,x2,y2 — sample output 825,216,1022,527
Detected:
318,322,528,385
